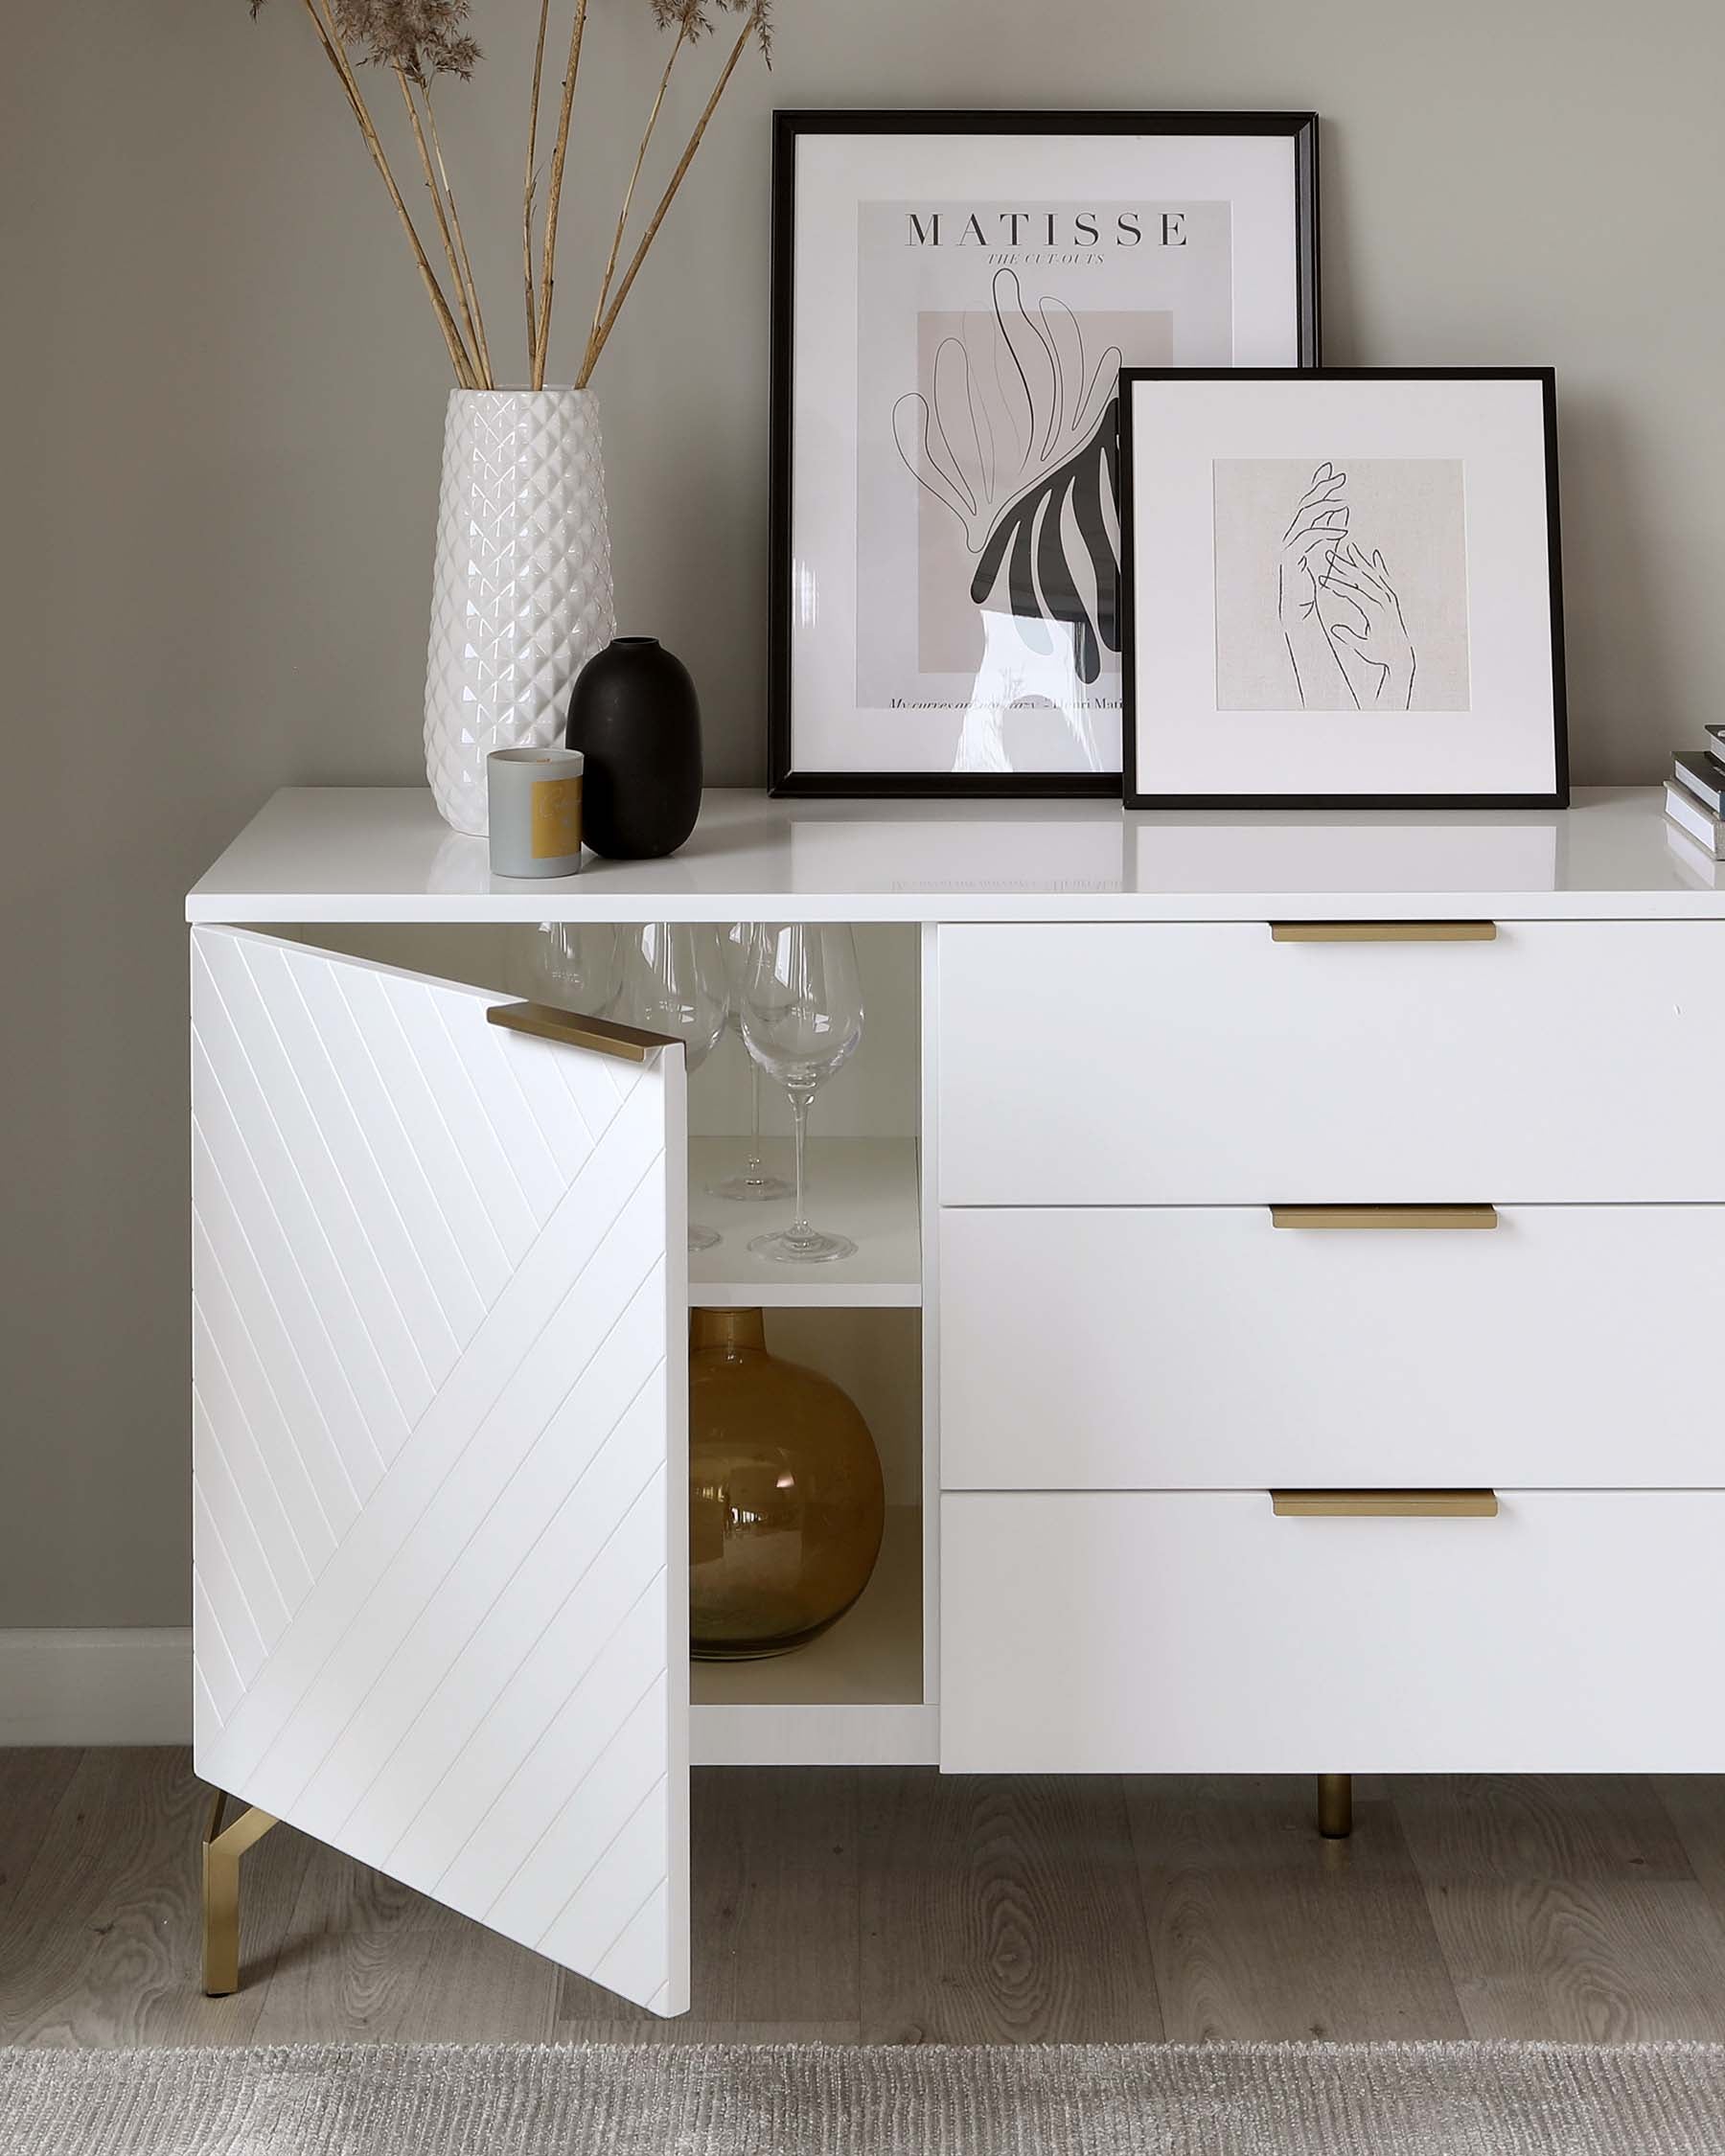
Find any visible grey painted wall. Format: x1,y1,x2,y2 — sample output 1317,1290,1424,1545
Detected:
3,0,1719,1623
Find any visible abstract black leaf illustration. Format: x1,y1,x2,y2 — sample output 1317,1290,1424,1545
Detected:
967,399,1119,684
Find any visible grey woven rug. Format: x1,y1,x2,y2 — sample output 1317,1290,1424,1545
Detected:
3,2042,1724,2155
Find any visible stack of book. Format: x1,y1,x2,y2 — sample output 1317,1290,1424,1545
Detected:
1666,729,1725,860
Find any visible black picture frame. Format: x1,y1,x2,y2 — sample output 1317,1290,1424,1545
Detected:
768,109,1322,799
1118,365,1570,812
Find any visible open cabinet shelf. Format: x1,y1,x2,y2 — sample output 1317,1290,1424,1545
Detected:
690,1506,932,1766
687,1137,921,1308
237,920,938,1786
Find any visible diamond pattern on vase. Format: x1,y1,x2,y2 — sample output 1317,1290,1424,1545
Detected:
424,390,615,837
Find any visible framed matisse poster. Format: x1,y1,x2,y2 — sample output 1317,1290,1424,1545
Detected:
1119,368,1568,809
769,111,1321,796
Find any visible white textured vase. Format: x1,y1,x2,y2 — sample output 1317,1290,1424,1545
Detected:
424,389,614,837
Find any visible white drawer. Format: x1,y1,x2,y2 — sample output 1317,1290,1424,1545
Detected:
939,1204,1725,1490
935,921,1725,1204
940,1490,1725,1774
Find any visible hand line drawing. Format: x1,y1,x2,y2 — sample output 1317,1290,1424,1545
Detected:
1322,538,1417,712
1275,466,1417,713
1276,462,1356,708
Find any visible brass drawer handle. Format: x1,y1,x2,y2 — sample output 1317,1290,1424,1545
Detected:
1273,1490,1499,1518
1271,1204,1498,1230
1269,921,1497,942
487,999,679,1064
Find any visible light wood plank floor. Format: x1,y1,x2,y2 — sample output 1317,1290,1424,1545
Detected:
6,1754,1725,2047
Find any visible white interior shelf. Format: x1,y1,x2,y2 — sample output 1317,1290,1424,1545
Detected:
686,1137,922,1308
690,1506,932,1767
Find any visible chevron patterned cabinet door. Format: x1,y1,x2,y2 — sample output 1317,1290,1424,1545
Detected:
189,926,691,2017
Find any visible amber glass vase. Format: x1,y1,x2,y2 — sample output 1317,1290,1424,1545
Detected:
689,1309,886,1660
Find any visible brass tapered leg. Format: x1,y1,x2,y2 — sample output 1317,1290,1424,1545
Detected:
201,1789,280,1995
1317,1773,1353,1840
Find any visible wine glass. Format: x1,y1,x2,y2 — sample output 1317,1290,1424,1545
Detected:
506,921,619,1013
610,924,728,1251
739,924,865,1264
708,923,794,1203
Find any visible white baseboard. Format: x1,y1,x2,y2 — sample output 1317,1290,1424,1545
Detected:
0,1628,193,1745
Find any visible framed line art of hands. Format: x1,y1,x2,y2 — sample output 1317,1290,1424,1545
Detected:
769,111,1321,797
1120,368,1569,809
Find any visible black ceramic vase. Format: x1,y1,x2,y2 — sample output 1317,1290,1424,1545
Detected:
563,636,702,860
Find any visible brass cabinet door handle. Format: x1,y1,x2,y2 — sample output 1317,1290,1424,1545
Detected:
1270,1204,1499,1230
1269,921,1497,942
487,999,680,1064
1272,1490,1500,1518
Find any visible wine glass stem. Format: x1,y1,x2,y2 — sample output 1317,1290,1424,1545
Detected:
748,1058,764,1176
790,1086,813,1236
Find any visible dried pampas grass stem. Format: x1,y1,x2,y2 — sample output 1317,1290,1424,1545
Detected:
530,0,591,388
245,0,776,390
397,69,486,378
577,12,755,388
522,0,552,360
292,0,477,384
425,91,493,384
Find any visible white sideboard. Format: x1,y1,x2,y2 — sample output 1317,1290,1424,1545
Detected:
186,785,1725,2017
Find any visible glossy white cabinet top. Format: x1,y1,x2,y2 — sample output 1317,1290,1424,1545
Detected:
187,784,1725,923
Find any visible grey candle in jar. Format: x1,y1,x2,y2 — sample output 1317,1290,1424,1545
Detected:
487,747,585,877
